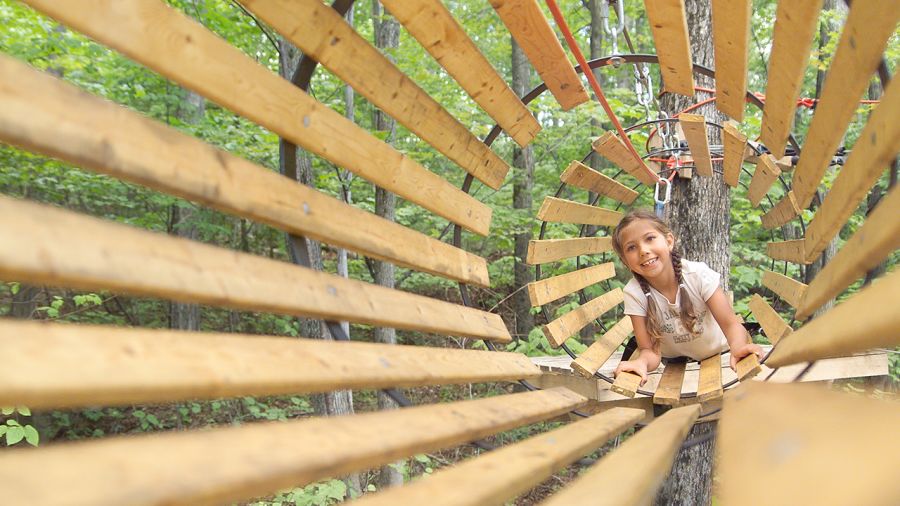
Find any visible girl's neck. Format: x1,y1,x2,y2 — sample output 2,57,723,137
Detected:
645,265,678,302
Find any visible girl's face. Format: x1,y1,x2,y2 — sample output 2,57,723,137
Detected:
618,219,675,280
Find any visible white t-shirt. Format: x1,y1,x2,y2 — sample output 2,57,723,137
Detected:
623,260,728,360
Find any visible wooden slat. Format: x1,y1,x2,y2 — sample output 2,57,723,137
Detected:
797,187,900,320
527,262,616,307
488,0,589,110
0,196,511,342
592,132,658,186
747,294,792,345
722,121,747,187
560,160,639,204
747,154,781,207
0,320,539,410
0,54,489,287
536,197,623,227
761,270,808,310
0,387,587,506
766,240,808,264
653,361,686,406
543,288,624,348
610,372,642,398
21,0,491,235
718,382,900,506
541,404,701,506
350,408,644,506
571,317,633,379
679,114,713,176
711,0,750,120
526,237,613,265
803,78,900,262
696,354,723,402
735,354,762,381
758,0,825,158
761,190,802,229
379,0,540,148
643,0,695,96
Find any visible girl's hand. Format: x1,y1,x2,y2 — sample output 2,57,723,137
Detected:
615,360,649,386
729,342,764,371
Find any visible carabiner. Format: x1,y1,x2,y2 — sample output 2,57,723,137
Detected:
654,178,672,217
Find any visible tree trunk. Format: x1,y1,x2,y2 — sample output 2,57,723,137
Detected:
511,37,535,341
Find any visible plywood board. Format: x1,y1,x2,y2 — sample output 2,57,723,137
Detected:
747,154,781,207
560,160,639,204
747,294,792,345
542,288,624,348
760,191,802,230
536,197,624,226
696,354,723,402
526,237,613,265
711,0,751,120
679,114,713,176
592,132,658,186
653,361,686,406
722,121,747,187
572,317,634,379
644,0,695,96
766,240,808,264
761,270,808,310
527,262,616,307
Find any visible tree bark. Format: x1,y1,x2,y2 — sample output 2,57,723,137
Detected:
511,37,535,340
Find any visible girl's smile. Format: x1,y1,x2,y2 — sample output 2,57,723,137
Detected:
618,219,675,282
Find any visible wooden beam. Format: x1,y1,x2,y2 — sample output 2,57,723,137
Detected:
0,388,588,506
766,240,808,264
526,237,613,265
643,0,695,96
349,408,644,506
0,196,511,342
760,191,802,230
543,289,624,348
528,262,616,307
722,121,747,187
0,320,539,410
797,187,900,320
610,372,642,399
572,317,633,379
0,54,490,287
711,0,750,120
747,154,781,207
696,354,723,403
735,354,762,381
20,0,491,235
653,361,686,406
790,0,900,209
560,160,639,204
592,132,658,186
747,294,792,345
541,404,701,506
378,0,540,148
759,0,825,158
718,382,900,506
488,0,589,110
536,197,624,227
679,114,713,176
761,270,808,310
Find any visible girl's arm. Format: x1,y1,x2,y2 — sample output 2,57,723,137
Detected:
706,287,763,369
614,315,661,385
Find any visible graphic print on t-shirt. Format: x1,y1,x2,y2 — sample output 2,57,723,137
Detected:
662,306,707,343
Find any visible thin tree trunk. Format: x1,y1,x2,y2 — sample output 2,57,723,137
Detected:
511,37,535,341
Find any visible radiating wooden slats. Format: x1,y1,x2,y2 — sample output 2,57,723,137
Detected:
679,114,713,176
747,294,792,345
0,54,489,287
722,121,747,187
488,0,589,111
696,354,723,402
766,240,807,264
543,289,624,348
0,196,511,342
540,404,701,506
711,0,750,120
718,382,900,506
0,387,587,506
560,160,639,204
592,132,658,186
653,361,686,406
643,0,695,96
350,408,644,506
527,262,615,307
526,237,613,265
536,197,623,226
0,320,539,410
761,190,802,229
572,317,633,379
20,0,491,235
761,270,808,310
379,0,540,148
747,154,781,207
790,0,900,209
759,0,825,158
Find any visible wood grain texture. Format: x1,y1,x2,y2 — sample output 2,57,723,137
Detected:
653,361,686,406
0,54,490,287
20,0,491,235
379,0,540,147
711,0,750,120
735,354,761,381
766,240,808,264
760,191,801,229
526,237,613,265
679,114,713,176
0,388,588,506
592,132,658,186
696,354,723,402
536,197,624,226
0,196,511,342
543,289,624,348
747,154,781,207
747,294,792,345
761,270,808,310
527,262,616,307
722,121,747,187
571,317,633,379
560,160,639,204
610,372,642,398
644,0,695,96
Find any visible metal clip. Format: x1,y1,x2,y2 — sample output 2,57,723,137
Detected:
654,178,672,217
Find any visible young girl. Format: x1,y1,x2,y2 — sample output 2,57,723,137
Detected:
611,210,762,385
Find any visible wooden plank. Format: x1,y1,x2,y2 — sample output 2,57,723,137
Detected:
560,160,639,204
0,320,540,410
798,187,900,320
379,0,540,148
766,240,808,264
643,0,695,96
761,270,808,310
0,387,587,506
722,121,747,187
747,294,792,345
747,154,782,207
791,0,900,209
541,404,701,506
592,132,658,186
350,408,644,506
761,190,802,229
0,54,490,287
758,0,825,158
20,0,491,235
527,262,616,307
0,196,511,342
735,354,761,381
711,0,750,120
653,361,686,406
610,372,642,399
542,289,624,348
679,114,713,176
718,382,900,506
803,78,900,262
488,0,589,110
536,197,624,227
571,317,634,379
696,354,723,402
526,237,613,265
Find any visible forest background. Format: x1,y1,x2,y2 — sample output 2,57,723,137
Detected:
0,0,897,504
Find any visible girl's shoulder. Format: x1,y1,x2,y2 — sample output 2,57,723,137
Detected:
679,259,721,296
